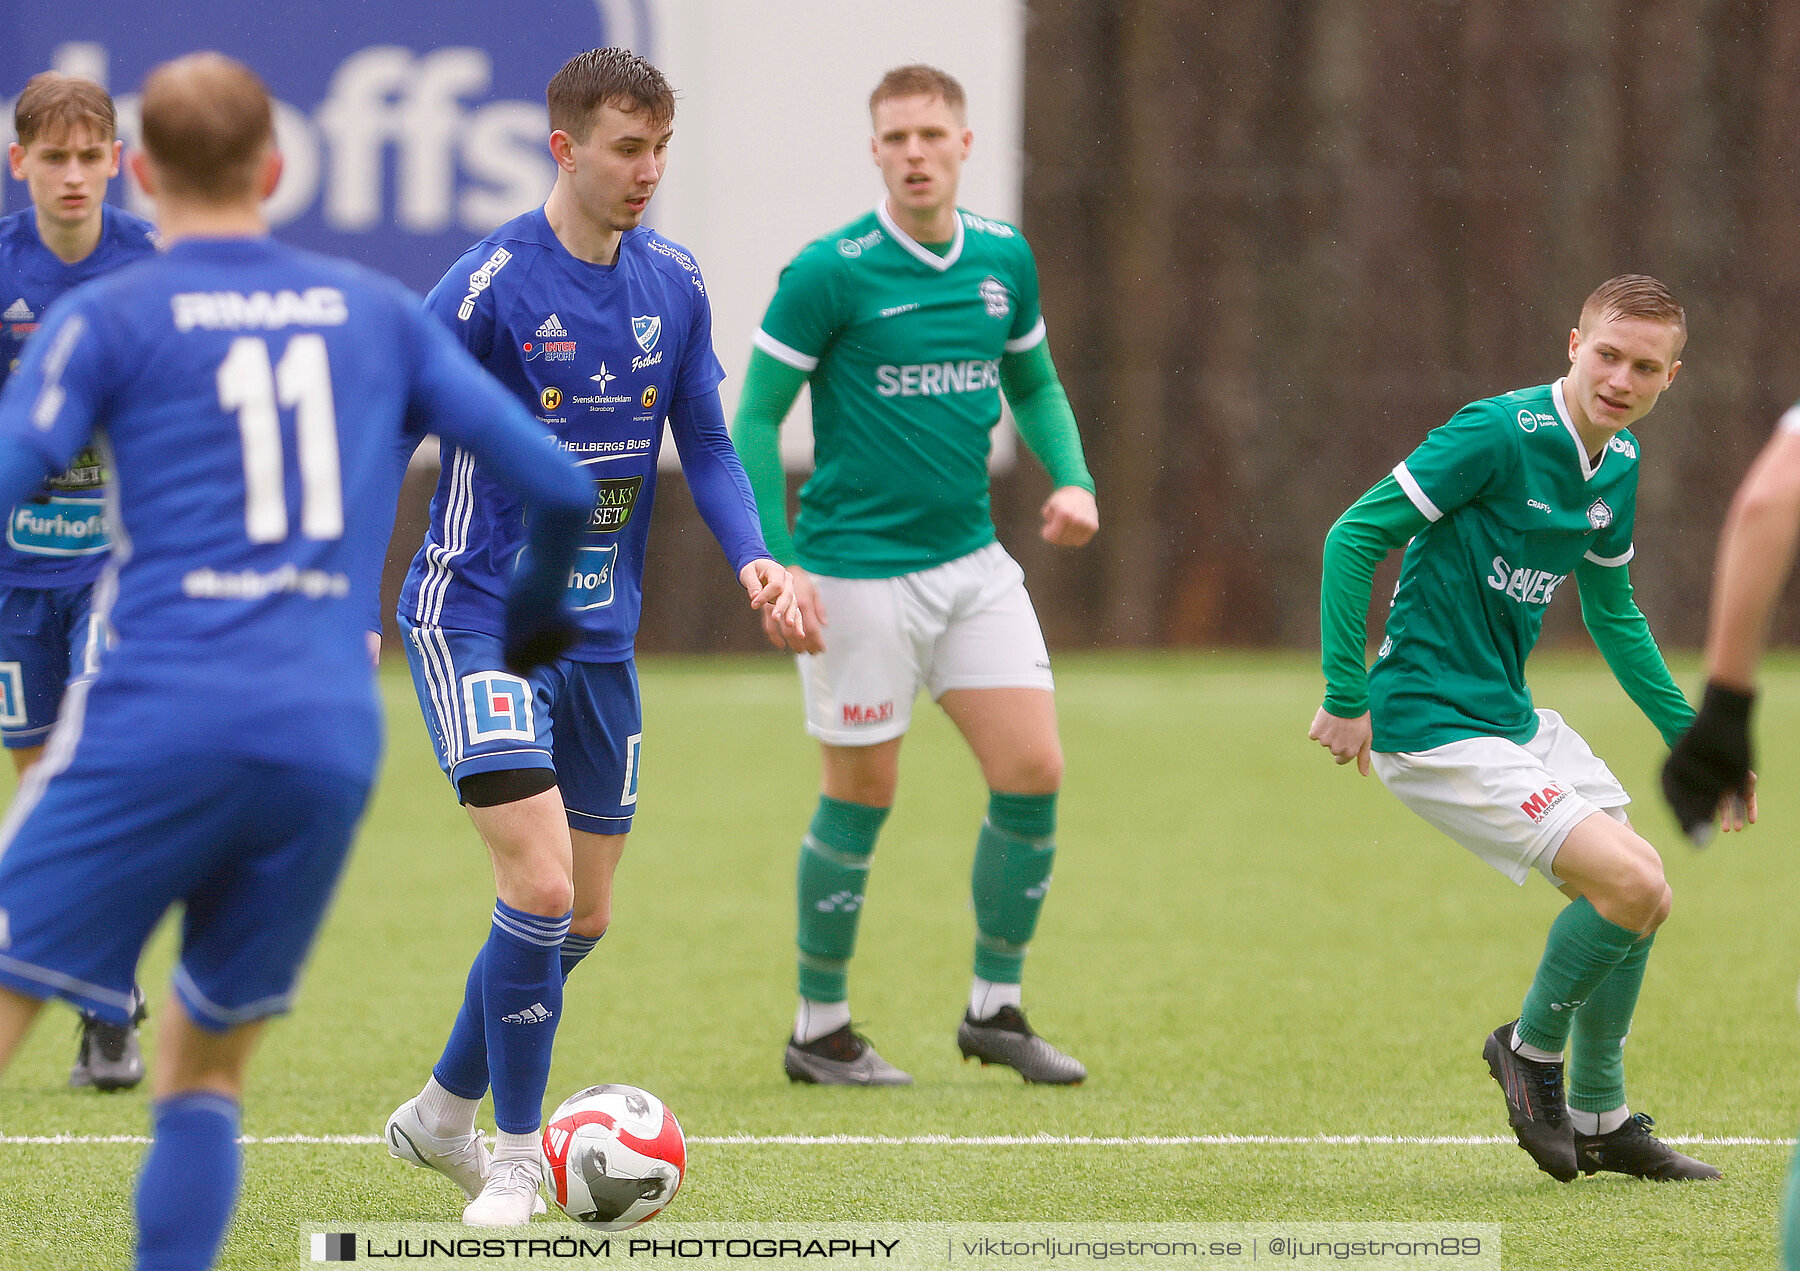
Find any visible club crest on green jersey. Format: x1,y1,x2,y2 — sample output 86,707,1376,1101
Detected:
979,276,1010,318
1587,499,1614,530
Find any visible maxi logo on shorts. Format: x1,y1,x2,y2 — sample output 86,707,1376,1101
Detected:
1519,782,1571,825
462,672,534,743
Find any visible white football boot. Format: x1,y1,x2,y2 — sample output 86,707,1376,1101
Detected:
464,1156,546,1227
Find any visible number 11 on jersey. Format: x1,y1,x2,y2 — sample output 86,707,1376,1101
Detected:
216,334,344,544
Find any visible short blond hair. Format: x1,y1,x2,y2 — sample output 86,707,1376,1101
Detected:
869,65,966,122
1579,275,1687,356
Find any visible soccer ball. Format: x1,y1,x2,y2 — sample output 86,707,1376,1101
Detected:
540,1084,686,1229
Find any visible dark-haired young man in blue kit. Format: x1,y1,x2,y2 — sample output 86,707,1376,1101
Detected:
384,47,802,1226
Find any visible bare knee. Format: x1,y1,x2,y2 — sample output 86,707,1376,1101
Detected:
1594,859,1668,934
822,741,900,808
503,866,574,918
986,743,1064,795
570,907,610,941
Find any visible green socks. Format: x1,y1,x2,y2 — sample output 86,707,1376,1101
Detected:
1567,932,1652,1113
971,791,1058,984
795,797,888,1002
1516,897,1641,1054
797,790,1060,999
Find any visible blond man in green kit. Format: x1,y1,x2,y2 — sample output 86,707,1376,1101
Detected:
1312,276,1740,1182
732,65,1097,1086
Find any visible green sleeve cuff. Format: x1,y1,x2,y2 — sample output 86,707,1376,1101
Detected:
728,348,809,567
1000,342,1094,493
1576,557,1695,746
1320,475,1430,716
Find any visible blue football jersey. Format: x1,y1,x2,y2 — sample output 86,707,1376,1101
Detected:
0,235,586,782
401,210,758,661
0,204,158,586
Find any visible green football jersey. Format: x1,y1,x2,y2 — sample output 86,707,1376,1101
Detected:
1368,381,1641,752
754,204,1047,578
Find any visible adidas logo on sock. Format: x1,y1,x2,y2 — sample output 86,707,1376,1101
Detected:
2,299,33,322
500,1003,553,1025
535,313,567,338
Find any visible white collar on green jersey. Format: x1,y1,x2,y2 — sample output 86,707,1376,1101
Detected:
876,201,965,271
1550,378,1611,482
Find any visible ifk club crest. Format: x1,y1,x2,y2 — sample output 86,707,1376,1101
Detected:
632,314,661,352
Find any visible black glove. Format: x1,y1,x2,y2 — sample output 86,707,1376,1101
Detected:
1660,682,1755,846
501,567,576,677
503,615,575,677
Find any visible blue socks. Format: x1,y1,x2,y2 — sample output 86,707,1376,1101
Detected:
561,933,600,981
434,914,597,1105
433,943,491,1100
135,1092,241,1271
481,901,570,1135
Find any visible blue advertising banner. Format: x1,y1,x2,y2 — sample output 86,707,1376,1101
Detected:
2,1,653,293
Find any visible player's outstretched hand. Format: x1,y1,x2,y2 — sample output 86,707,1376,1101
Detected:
1309,707,1373,776
1661,682,1756,847
758,565,826,655
742,558,817,654
1041,486,1099,548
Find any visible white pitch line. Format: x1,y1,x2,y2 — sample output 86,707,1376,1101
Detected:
0,1132,1793,1147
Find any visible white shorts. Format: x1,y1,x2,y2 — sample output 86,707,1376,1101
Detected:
797,543,1054,746
1371,710,1630,886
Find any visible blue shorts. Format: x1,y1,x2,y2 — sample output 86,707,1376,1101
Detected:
0,753,370,1029
0,582,100,748
401,620,642,834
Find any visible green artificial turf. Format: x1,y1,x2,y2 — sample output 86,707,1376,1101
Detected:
0,652,1794,1268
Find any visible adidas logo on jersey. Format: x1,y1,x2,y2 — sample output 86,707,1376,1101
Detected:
500,1003,553,1025
536,313,568,338
2,299,33,322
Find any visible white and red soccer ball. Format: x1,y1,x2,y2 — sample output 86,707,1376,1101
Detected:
540,1084,686,1229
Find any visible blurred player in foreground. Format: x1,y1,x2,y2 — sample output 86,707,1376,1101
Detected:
3,71,159,1090
1311,276,1732,1183
1659,402,1800,1260
0,53,589,1269
384,48,799,1225
732,65,1097,1086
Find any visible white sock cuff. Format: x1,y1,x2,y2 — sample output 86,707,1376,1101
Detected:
493,1129,541,1162
795,998,851,1044
1508,1025,1562,1064
418,1076,481,1138
969,978,1022,1020
1573,1104,1631,1136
